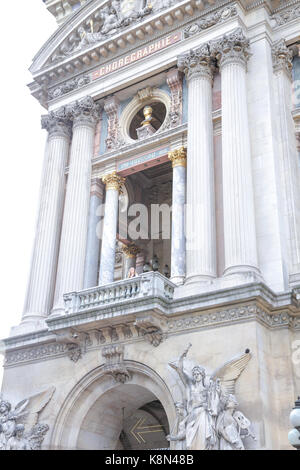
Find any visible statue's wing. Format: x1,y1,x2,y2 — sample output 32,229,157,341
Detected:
14,386,55,428
211,350,252,395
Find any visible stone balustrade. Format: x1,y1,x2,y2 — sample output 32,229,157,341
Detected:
63,272,175,315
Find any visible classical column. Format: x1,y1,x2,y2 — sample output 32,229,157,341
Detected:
22,109,71,327
52,97,100,316
99,172,125,285
122,245,140,278
178,44,217,284
272,40,300,283
83,178,105,288
168,147,186,285
211,28,259,277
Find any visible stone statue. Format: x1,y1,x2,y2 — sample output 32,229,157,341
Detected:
168,345,255,450
0,387,55,451
5,424,30,451
216,394,255,450
166,402,187,450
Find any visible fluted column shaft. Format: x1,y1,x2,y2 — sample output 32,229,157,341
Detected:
83,178,105,288
52,97,99,315
22,112,71,325
272,40,300,279
168,147,186,284
211,29,259,276
99,172,125,285
179,45,216,284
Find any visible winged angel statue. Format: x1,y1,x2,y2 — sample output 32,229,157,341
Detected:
168,345,255,450
0,386,55,450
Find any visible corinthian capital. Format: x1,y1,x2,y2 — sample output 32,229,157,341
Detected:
66,96,101,128
168,147,187,168
272,39,293,78
102,171,125,193
210,28,251,69
178,43,213,81
41,106,72,139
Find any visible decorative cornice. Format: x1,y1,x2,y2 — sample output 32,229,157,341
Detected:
184,4,238,38
49,74,91,99
272,2,300,25
66,95,101,128
4,301,300,367
210,27,251,69
178,43,214,81
41,107,72,138
102,171,125,192
271,39,293,78
168,147,187,168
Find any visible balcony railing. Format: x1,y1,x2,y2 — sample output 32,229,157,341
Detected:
63,272,175,315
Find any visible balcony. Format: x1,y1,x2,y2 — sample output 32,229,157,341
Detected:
63,271,175,316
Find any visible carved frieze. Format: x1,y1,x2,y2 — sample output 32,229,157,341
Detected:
48,74,91,100
184,5,238,38
272,4,300,26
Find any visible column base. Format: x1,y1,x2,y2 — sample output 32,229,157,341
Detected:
170,275,185,286
185,274,216,286
50,306,66,318
11,314,48,336
223,265,261,279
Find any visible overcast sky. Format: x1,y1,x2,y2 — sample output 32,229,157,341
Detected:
0,3,57,387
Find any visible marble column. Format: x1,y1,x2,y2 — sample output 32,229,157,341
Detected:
168,147,186,285
52,97,100,316
211,28,259,277
22,109,71,327
272,40,300,283
83,178,105,288
178,44,217,284
122,245,140,278
99,172,125,285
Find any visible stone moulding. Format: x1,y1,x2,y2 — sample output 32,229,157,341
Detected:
3,296,300,367
272,2,300,26
30,0,244,105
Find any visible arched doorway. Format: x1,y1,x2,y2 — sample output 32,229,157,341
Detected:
78,385,169,450
51,362,176,450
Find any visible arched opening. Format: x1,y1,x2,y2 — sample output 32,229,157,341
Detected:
78,385,169,450
51,362,176,450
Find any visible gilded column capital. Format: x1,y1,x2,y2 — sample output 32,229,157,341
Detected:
66,96,101,129
102,171,125,193
272,39,293,79
178,43,214,82
210,28,251,69
122,244,140,259
168,147,187,168
41,107,72,139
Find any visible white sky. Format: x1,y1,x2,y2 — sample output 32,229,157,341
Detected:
0,3,57,387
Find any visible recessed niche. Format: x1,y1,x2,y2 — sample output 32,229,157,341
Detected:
129,101,167,140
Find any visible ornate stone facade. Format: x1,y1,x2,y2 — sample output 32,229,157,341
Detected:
2,0,300,451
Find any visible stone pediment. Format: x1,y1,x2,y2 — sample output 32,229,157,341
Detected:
32,0,192,75
30,0,297,107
